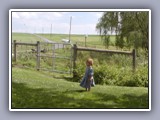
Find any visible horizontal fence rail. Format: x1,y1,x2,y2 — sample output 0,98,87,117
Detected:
14,42,37,46
77,46,133,55
72,44,136,76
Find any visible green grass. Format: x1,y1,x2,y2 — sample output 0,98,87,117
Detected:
12,67,149,109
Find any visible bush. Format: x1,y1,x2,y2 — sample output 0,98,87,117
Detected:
73,62,85,82
74,59,148,87
68,50,148,87
115,66,148,87
94,66,107,85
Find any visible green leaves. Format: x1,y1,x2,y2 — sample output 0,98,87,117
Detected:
73,49,148,87
96,11,149,51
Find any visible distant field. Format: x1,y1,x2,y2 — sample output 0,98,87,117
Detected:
42,33,116,48
12,33,44,43
12,33,116,49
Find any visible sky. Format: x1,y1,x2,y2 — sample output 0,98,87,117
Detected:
12,11,104,35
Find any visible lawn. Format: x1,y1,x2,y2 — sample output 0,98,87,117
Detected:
11,67,149,109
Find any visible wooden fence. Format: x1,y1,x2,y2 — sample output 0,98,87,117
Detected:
13,41,136,75
13,40,73,74
13,40,40,70
72,44,136,72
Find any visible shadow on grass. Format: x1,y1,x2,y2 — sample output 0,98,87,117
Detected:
12,82,149,109
94,92,149,109
67,89,86,93
120,93,149,108
63,76,81,83
12,82,105,109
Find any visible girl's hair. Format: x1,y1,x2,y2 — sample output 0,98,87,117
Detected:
86,58,93,66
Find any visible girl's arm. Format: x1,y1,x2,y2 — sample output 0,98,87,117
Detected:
88,68,93,80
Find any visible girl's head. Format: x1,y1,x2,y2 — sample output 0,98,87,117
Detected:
86,58,93,66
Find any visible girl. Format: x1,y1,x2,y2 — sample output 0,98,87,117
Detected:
80,58,95,91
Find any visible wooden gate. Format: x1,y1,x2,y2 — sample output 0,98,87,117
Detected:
37,42,73,74
13,40,73,74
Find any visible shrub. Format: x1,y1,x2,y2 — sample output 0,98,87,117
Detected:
94,66,107,85
74,57,148,87
73,62,85,82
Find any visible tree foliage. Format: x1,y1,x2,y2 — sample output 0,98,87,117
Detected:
96,11,149,51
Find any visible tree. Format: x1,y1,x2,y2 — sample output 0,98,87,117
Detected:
96,11,149,51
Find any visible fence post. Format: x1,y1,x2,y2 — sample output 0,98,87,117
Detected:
73,44,77,77
85,36,87,47
13,40,17,62
132,49,136,72
36,41,40,71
